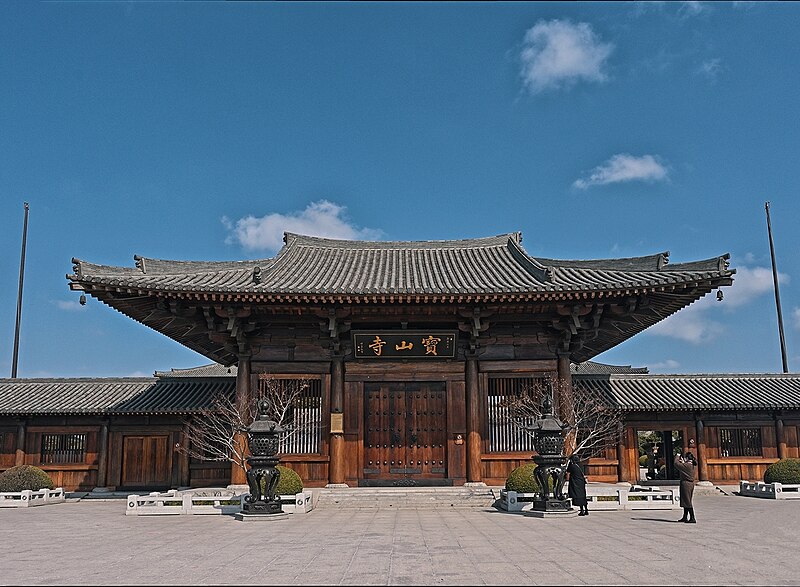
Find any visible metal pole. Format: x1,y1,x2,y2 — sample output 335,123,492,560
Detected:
765,201,789,373
11,202,30,378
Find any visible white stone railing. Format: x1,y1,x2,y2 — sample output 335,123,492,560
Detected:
125,489,314,516
739,480,800,500
499,484,679,512
0,487,66,508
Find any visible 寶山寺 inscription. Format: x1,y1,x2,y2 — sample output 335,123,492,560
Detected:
352,331,457,359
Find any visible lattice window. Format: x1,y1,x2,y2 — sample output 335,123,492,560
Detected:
40,433,86,464
258,377,322,455
719,428,762,457
486,375,550,453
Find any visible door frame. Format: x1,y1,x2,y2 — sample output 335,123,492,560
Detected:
343,361,466,486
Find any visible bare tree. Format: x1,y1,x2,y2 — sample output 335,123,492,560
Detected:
177,376,313,475
507,375,622,460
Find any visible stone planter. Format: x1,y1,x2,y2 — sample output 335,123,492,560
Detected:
0,487,65,508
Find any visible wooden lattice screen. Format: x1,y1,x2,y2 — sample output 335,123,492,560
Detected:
40,433,86,464
258,377,322,455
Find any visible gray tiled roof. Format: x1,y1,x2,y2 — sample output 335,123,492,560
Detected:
68,232,734,300
0,377,234,416
154,364,238,377
575,373,800,411
571,361,648,375
2,370,798,416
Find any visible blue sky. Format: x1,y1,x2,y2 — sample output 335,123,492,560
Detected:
2,1,800,377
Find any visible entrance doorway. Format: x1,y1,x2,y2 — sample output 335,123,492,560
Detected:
637,429,685,482
121,435,171,489
362,382,449,486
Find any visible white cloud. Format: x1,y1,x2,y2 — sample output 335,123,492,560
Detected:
792,307,800,330
696,58,723,80
573,154,669,189
55,300,85,311
723,266,788,308
224,200,383,253
647,359,681,371
647,296,724,344
645,264,788,344
519,19,614,94
678,2,709,17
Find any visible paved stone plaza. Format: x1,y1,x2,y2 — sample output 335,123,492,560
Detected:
2,490,798,585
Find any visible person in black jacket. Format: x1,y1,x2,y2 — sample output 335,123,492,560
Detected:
675,451,697,523
566,454,588,516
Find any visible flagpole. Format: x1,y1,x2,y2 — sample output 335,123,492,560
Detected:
765,201,789,373
11,202,29,378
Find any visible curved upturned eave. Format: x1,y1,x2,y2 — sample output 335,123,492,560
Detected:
67,231,735,306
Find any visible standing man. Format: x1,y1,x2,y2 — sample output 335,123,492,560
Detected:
675,448,698,523
566,454,589,516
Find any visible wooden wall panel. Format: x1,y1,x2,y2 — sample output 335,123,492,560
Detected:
446,380,466,482
785,425,799,459
0,429,16,468
343,381,362,484
189,463,231,487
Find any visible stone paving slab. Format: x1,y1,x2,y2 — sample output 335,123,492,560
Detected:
2,492,799,585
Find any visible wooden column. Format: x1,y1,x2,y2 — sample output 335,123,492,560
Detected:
328,356,346,486
179,424,191,488
695,417,709,482
230,354,251,486
557,354,576,453
616,424,627,483
96,420,109,488
776,417,786,460
465,357,482,483
15,419,26,466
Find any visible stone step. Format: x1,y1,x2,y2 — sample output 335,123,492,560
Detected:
315,487,498,509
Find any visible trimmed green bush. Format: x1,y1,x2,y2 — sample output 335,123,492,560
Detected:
0,465,55,492
639,455,648,467
505,463,555,493
764,458,800,485
260,464,304,496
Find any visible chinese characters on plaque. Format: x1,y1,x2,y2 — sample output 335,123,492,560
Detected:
353,331,457,359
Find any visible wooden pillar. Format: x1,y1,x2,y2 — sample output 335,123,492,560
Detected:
776,417,786,460
616,424,627,483
328,356,347,486
230,354,251,486
557,354,576,453
179,424,191,488
695,417,709,482
15,419,26,466
96,420,109,488
465,357,482,483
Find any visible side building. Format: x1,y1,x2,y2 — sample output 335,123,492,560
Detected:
2,363,799,491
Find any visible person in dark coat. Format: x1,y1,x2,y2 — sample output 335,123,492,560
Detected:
674,451,697,523
566,454,589,516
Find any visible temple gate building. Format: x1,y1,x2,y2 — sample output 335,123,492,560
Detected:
2,231,798,492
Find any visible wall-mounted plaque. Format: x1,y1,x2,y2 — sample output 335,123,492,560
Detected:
352,331,457,359
330,413,344,434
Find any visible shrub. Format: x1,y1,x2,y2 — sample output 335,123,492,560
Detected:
0,465,55,492
639,455,648,467
764,458,800,485
260,464,304,496
505,463,555,494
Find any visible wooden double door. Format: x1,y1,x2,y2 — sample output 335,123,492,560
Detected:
363,382,448,485
121,435,171,489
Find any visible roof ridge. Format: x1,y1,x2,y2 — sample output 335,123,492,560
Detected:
283,232,518,250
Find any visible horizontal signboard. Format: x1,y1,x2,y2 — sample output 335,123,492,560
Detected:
352,331,457,359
